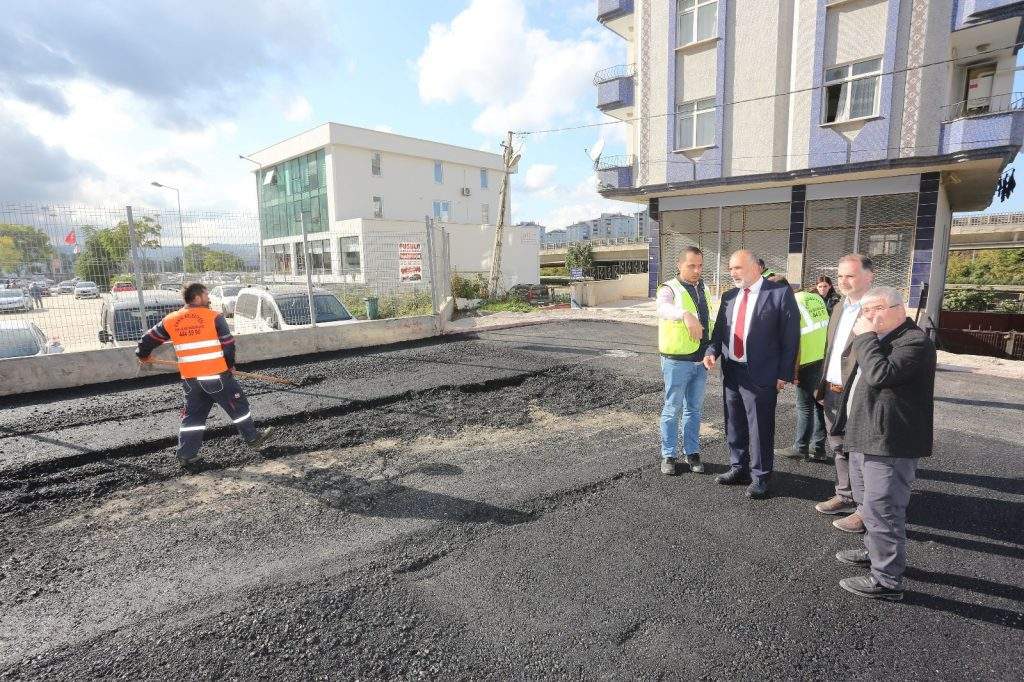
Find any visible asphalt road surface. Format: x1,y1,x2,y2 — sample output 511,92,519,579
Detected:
0,321,1021,680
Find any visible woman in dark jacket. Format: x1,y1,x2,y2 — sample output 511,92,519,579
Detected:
815,276,840,315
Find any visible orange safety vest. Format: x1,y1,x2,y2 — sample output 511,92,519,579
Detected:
163,306,229,380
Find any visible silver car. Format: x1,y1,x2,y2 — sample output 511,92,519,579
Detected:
210,284,242,317
0,321,64,358
74,281,100,299
0,288,32,312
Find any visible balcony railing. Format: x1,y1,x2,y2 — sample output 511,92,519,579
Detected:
941,92,1024,122
540,236,651,251
598,0,634,23
596,154,635,171
593,63,636,85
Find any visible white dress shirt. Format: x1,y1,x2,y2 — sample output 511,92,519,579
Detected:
825,300,862,385
725,276,763,362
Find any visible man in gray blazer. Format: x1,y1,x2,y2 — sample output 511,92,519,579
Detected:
830,286,936,601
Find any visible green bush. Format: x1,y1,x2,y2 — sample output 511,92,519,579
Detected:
336,289,434,320
451,272,487,299
540,266,568,277
942,289,997,311
947,248,1024,285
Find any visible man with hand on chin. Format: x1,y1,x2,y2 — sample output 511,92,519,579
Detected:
704,250,800,499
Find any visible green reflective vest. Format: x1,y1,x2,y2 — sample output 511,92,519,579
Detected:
658,278,715,356
795,291,829,366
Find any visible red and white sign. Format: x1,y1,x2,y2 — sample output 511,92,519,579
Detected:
399,241,423,282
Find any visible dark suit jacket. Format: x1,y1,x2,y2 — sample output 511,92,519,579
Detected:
706,279,800,388
815,297,858,399
831,319,936,459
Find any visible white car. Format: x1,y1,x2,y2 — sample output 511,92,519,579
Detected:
74,281,100,299
210,284,243,317
233,285,357,334
0,321,63,358
0,288,33,312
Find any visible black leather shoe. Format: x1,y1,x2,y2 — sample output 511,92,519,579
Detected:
836,549,871,566
745,480,768,499
839,575,903,601
716,468,752,485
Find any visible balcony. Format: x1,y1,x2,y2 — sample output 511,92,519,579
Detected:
939,92,1024,154
954,1,1024,30
597,0,634,40
595,64,635,119
596,155,635,192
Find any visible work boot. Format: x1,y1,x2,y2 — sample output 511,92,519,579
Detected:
745,480,769,499
775,445,807,460
815,495,857,516
248,427,275,449
685,454,705,474
178,454,203,474
661,458,677,476
808,447,831,463
833,512,866,534
835,549,871,567
716,468,752,486
839,575,903,601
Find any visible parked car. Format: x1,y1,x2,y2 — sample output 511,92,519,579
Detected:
32,281,53,296
110,281,137,294
209,284,243,317
74,281,100,299
0,321,63,358
0,288,33,312
233,285,355,334
97,291,183,347
57,280,77,294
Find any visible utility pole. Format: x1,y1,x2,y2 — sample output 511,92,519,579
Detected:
487,131,520,298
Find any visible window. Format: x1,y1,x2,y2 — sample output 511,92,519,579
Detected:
480,168,489,189
307,239,332,274
339,236,361,274
675,98,716,150
482,203,490,224
371,151,382,176
822,57,882,124
262,168,277,186
372,195,383,219
677,0,717,47
434,160,444,184
259,299,278,328
433,200,451,222
263,244,291,274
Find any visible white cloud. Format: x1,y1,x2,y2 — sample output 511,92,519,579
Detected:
536,173,639,228
284,95,312,122
521,163,557,193
417,0,619,137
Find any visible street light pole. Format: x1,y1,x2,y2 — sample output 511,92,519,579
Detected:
151,181,186,279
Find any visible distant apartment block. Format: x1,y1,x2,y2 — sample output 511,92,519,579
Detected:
596,0,1024,326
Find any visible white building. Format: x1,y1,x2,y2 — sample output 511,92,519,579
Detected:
565,211,656,241
246,123,539,290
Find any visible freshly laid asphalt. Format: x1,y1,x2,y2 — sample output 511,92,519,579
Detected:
0,320,1021,680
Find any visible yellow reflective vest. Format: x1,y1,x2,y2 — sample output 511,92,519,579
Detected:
658,278,715,356
795,291,829,366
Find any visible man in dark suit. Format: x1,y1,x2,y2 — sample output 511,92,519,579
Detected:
830,286,935,601
813,254,875,533
704,250,800,499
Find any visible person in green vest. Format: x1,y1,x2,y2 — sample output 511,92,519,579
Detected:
657,246,716,475
769,274,830,462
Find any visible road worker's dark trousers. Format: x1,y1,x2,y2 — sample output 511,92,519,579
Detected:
178,371,257,462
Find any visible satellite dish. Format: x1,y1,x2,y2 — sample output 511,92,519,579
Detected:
589,138,606,168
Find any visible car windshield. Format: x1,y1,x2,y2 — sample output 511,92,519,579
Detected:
0,328,40,358
221,286,242,297
0,289,25,299
76,282,96,288
274,294,351,325
112,304,182,341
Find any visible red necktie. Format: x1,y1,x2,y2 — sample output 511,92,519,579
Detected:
733,287,751,359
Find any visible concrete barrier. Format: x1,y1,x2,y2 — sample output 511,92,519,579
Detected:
0,315,440,397
568,273,649,306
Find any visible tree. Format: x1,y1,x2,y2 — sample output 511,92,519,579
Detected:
947,248,1024,285
0,223,55,272
565,242,594,273
74,230,120,287
203,249,245,272
0,235,22,273
99,216,163,266
183,243,210,273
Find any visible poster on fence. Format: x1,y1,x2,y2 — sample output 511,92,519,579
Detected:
399,241,423,282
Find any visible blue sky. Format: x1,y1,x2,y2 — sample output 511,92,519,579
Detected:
0,0,1020,228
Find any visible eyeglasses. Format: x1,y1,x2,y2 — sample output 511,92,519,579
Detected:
861,303,902,314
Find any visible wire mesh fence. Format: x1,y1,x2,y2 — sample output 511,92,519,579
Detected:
1,203,447,358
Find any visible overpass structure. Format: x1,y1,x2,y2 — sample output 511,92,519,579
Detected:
950,213,1024,250
539,237,651,267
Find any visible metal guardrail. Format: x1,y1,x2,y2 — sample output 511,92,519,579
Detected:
940,92,1024,122
593,63,636,85
595,154,635,171
540,236,651,251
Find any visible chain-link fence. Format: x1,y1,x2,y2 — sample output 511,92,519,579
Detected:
1,203,447,358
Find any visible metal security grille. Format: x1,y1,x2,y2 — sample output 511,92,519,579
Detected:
803,193,916,293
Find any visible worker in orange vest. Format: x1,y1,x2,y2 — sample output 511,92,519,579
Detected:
136,282,273,470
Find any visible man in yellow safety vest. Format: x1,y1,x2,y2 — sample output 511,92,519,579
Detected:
769,274,830,462
657,246,716,475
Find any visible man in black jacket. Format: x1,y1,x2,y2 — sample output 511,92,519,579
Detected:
830,286,936,601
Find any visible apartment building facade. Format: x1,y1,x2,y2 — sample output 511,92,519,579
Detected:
247,123,538,289
596,0,1024,326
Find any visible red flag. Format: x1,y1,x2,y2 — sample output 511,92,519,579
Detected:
64,229,77,246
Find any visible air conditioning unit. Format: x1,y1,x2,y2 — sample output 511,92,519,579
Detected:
461,187,472,197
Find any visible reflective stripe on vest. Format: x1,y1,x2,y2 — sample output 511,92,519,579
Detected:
163,306,229,379
795,291,829,366
658,279,715,356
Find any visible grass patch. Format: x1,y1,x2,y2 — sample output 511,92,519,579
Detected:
478,299,534,313
334,289,434,320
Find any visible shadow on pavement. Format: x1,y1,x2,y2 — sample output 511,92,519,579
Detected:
903,590,1024,631
916,467,1024,496
934,395,1024,412
908,489,1023,546
905,567,1024,603
907,529,1024,561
